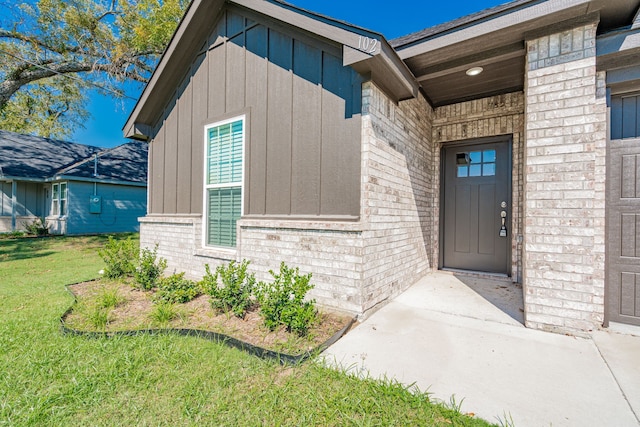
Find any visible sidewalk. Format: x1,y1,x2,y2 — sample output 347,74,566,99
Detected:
323,272,640,427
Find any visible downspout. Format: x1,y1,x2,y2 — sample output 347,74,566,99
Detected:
11,180,17,231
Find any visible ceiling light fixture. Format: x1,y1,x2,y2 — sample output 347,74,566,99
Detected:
466,66,484,76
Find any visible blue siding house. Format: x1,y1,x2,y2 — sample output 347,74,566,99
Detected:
0,130,147,235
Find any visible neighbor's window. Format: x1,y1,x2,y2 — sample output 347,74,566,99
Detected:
51,182,68,216
204,116,244,248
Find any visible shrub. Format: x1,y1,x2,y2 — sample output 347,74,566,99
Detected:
256,262,317,336
98,236,137,279
202,260,255,318
22,217,49,236
155,272,201,304
134,245,167,290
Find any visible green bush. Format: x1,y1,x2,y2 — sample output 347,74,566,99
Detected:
256,262,317,336
155,272,201,304
202,260,255,318
98,236,137,278
22,217,49,236
134,245,167,290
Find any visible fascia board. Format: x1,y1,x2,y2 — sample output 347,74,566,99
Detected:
396,0,591,60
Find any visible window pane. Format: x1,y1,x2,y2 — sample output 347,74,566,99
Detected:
207,120,243,185
207,187,241,247
469,164,482,177
60,182,67,199
483,150,496,163
469,151,482,164
457,166,468,178
483,163,496,176
52,184,59,199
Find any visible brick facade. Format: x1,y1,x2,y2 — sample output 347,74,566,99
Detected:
360,82,436,311
433,93,526,282
140,82,437,316
524,22,607,334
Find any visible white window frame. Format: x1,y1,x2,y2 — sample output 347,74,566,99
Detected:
202,115,245,249
51,182,68,217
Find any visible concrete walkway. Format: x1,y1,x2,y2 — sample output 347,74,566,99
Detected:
323,272,640,427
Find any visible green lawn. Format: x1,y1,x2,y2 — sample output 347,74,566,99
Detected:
0,234,495,426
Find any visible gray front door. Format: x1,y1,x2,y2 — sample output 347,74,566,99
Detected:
608,93,640,326
442,138,511,274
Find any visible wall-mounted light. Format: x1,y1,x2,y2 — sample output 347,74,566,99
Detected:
466,66,484,76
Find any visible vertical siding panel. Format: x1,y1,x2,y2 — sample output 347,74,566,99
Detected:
226,32,246,113
265,29,293,214
320,53,361,216
151,124,165,214
245,24,268,215
147,136,154,214
191,53,208,214
163,101,179,214
208,44,227,119
291,40,322,215
0,182,9,215
177,75,193,213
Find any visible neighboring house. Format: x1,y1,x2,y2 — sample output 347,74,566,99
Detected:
0,130,148,235
124,0,640,334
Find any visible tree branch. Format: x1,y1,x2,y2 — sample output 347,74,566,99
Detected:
0,29,83,56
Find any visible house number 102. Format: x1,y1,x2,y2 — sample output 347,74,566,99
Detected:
358,36,379,54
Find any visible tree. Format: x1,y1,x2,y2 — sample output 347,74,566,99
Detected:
0,0,187,139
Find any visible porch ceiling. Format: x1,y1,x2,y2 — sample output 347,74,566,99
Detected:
392,0,640,107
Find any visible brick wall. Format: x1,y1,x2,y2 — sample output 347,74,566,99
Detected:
433,92,526,282
360,82,436,311
238,220,364,312
524,22,607,334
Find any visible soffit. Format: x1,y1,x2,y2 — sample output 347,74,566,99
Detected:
393,0,640,107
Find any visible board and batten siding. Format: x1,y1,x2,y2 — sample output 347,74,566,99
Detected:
66,182,146,235
0,181,12,216
148,7,363,218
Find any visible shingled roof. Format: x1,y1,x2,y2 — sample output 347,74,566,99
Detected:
0,130,147,184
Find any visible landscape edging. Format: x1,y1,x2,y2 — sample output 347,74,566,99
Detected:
60,281,356,365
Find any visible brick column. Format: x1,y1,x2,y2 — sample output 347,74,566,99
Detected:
524,22,607,334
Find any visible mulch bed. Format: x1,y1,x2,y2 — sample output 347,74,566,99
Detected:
61,280,356,364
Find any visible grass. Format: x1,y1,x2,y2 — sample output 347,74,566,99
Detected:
0,234,496,426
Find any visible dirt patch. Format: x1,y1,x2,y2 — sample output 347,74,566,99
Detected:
64,280,355,356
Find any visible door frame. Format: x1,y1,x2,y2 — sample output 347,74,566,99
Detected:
439,135,513,276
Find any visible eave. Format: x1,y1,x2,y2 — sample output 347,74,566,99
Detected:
124,0,419,140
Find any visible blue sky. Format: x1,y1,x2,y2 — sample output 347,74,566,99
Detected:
73,0,507,148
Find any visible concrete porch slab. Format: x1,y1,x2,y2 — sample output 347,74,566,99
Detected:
323,272,640,427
